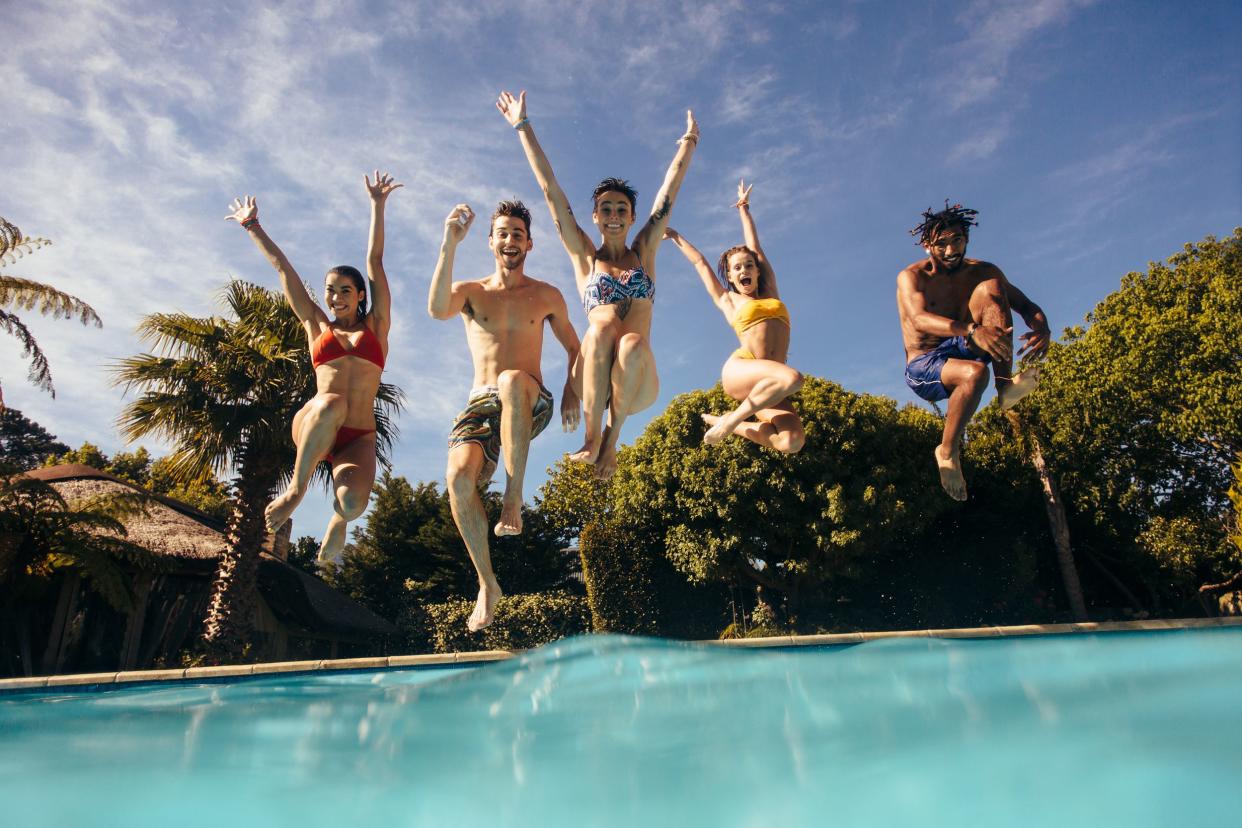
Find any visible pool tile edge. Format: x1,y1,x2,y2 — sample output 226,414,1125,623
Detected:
5,616,1242,692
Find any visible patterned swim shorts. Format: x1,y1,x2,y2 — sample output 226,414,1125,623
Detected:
448,380,555,481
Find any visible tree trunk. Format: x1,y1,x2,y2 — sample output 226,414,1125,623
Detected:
1005,411,1089,622
198,455,277,664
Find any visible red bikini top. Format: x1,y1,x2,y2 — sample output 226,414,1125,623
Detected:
310,324,385,370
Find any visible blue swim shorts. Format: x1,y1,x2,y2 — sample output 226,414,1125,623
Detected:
904,336,991,402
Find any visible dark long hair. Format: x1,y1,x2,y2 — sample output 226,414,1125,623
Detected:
327,265,367,319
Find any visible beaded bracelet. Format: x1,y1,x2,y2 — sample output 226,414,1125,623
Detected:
514,117,530,130
241,218,260,230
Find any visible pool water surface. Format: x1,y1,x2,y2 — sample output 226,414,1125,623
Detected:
2,628,1239,826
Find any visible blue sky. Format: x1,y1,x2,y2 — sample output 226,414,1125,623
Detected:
3,0,1239,542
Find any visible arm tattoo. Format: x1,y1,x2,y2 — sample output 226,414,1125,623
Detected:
652,197,671,221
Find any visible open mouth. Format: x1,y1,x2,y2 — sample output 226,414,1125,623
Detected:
502,248,519,256
604,223,623,232
738,277,753,288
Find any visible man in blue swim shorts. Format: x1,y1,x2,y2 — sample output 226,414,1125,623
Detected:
896,202,1051,501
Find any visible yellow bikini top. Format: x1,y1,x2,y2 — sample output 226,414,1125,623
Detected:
731,297,790,338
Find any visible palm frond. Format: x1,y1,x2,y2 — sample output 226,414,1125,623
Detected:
0,217,52,266
0,308,54,394
0,275,101,326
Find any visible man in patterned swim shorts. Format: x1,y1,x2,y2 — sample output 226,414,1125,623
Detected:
896,202,1050,502
429,199,581,631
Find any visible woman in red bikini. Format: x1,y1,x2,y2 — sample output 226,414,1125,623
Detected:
225,171,399,562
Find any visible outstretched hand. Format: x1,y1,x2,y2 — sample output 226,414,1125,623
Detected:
680,109,700,144
365,170,403,202
444,204,474,243
971,325,1014,364
1017,327,1051,360
662,227,681,241
735,179,753,208
225,195,258,225
496,90,527,127
561,382,581,432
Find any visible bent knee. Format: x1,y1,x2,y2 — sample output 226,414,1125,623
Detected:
446,462,480,495
784,369,804,394
584,320,619,346
616,332,648,358
773,430,806,454
497,369,535,399
309,393,348,417
336,493,369,521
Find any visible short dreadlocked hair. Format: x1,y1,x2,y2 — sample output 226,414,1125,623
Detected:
910,200,980,246
592,178,638,213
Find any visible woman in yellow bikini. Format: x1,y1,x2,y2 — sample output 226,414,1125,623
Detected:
664,181,805,453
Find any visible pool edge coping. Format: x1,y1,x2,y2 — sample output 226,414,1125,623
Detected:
5,616,1240,691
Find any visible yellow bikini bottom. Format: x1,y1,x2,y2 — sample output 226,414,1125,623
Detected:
732,348,756,360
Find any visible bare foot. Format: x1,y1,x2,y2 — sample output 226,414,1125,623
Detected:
595,442,618,480
701,412,734,445
935,444,968,501
264,489,301,533
494,501,523,536
998,366,1040,410
569,432,602,464
467,579,503,632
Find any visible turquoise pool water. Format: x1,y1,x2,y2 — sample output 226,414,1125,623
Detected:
2,629,1239,826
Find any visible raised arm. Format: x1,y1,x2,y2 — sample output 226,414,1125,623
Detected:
634,110,700,264
897,268,1012,363
225,196,324,328
735,180,779,298
663,228,731,318
364,170,402,337
496,90,593,271
428,204,475,320
1005,280,1051,358
545,287,582,432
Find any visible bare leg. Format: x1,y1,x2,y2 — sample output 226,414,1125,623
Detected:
494,369,539,536
968,278,1038,408
318,514,348,565
708,358,803,445
935,358,990,500
702,403,805,454
447,444,502,631
266,394,346,532
571,321,617,465
317,432,377,563
596,332,659,479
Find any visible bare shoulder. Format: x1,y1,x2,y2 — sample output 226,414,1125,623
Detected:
529,276,572,306
898,261,928,288
966,259,1005,279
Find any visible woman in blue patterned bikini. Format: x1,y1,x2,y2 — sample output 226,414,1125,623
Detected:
497,89,698,478
664,180,805,453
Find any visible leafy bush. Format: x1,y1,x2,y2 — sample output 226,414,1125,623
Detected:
402,590,590,653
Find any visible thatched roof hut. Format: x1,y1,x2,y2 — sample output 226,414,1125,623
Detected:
12,465,395,675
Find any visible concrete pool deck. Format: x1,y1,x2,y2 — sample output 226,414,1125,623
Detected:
3,616,1240,693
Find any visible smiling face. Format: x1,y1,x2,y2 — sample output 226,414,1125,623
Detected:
926,224,968,271
489,215,532,268
324,269,365,321
726,250,761,295
592,191,636,241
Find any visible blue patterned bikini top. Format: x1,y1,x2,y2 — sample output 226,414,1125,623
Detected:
582,265,655,314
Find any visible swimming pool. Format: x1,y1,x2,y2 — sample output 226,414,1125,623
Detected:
2,626,1239,826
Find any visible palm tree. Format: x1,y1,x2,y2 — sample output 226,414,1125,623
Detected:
0,218,102,405
0,466,159,676
113,281,402,662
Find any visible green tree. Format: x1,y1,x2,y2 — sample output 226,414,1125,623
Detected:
113,280,402,661
1018,229,1242,614
0,408,69,470
330,473,579,627
622,379,948,614
0,218,102,404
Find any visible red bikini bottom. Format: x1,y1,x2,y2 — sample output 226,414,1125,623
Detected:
325,425,375,463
